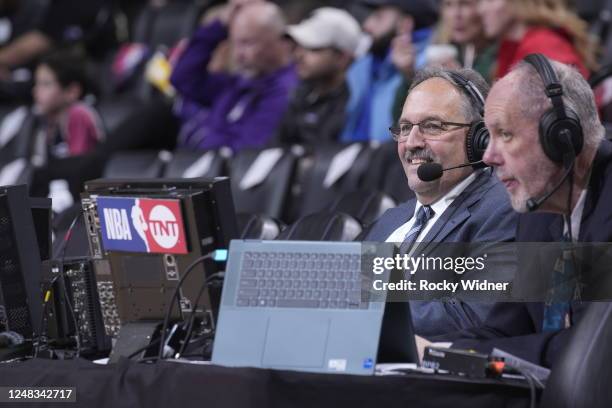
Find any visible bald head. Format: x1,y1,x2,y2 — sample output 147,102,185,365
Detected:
232,3,285,36
230,3,289,77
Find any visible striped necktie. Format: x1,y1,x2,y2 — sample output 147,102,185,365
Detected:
400,205,434,255
542,231,575,331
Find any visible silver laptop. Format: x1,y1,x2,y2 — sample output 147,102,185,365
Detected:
211,240,397,375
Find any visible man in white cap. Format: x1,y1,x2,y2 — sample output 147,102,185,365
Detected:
274,7,362,145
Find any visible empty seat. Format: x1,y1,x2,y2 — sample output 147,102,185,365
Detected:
296,143,374,218
364,141,415,204
236,213,285,240
277,212,362,241
541,302,612,408
133,0,208,48
164,149,227,178
230,148,298,220
329,190,396,227
103,150,171,178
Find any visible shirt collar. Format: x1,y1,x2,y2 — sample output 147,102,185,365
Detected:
413,170,481,218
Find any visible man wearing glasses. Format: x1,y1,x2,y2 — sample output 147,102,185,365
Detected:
365,67,518,338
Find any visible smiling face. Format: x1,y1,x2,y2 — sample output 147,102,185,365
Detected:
482,75,562,212
398,77,474,204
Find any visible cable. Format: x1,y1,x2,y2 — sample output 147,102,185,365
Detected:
33,274,60,358
510,366,537,408
127,338,161,360
62,277,81,358
177,272,224,357
157,253,214,361
52,210,84,261
34,210,84,358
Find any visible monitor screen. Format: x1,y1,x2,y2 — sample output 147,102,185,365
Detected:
0,184,43,339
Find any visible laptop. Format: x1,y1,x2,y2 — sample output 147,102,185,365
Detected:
211,240,417,375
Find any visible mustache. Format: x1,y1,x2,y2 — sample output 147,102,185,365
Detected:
404,148,435,162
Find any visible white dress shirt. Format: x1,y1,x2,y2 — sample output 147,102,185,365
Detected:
386,170,481,244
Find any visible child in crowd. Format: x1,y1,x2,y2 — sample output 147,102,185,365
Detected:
33,52,104,159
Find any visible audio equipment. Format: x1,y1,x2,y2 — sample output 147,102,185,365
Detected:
447,71,489,168
523,54,583,212
417,160,484,182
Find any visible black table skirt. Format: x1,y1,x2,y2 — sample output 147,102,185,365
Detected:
0,358,534,408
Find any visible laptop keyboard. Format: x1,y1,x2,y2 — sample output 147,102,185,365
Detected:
236,251,370,309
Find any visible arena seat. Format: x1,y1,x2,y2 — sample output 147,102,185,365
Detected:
296,143,374,218
163,149,228,178
229,147,298,220
541,302,612,408
236,213,285,240
103,150,171,179
277,212,362,241
329,190,396,227
364,141,415,205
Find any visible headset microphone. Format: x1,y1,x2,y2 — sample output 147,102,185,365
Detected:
417,161,485,182
526,159,575,212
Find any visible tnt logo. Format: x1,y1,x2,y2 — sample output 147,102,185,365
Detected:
148,205,180,249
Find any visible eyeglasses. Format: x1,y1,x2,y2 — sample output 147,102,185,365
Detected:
389,119,472,142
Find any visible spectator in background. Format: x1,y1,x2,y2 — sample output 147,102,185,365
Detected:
435,0,498,81
340,0,438,142
478,0,597,79
0,0,112,73
275,7,361,145
0,0,113,103
391,0,497,120
32,52,104,159
171,2,297,152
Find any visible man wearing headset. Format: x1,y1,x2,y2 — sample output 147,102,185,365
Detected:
365,66,517,338
444,55,612,368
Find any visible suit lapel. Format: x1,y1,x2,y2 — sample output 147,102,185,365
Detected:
413,170,491,256
375,201,416,242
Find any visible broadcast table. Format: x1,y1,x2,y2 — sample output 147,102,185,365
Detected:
0,358,535,407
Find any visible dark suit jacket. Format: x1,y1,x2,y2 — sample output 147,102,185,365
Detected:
366,169,518,337
450,139,612,368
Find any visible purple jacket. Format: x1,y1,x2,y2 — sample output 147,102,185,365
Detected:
170,21,298,151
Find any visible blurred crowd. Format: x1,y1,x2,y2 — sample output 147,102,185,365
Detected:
0,0,611,213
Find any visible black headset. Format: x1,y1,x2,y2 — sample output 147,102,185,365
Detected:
523,53,584,167
447,71,489,169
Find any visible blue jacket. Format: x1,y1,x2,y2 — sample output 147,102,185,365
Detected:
366,169,518,337
340,27,432,142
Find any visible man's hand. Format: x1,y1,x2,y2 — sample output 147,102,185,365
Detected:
415,335,453,364
391,18,415,79
415,335,432,363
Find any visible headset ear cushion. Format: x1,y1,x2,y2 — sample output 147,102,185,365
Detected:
465,121,489,169
539,109,584,164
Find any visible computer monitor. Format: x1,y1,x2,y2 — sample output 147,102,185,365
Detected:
81,177,238,334
0,184,43,340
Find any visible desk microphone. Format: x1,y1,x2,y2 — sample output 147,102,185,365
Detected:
417,161,485,182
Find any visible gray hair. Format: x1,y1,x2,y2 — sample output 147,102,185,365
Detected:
408,67,490,123
511,59,604,152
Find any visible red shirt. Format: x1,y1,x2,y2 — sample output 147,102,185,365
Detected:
496,27,589,80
